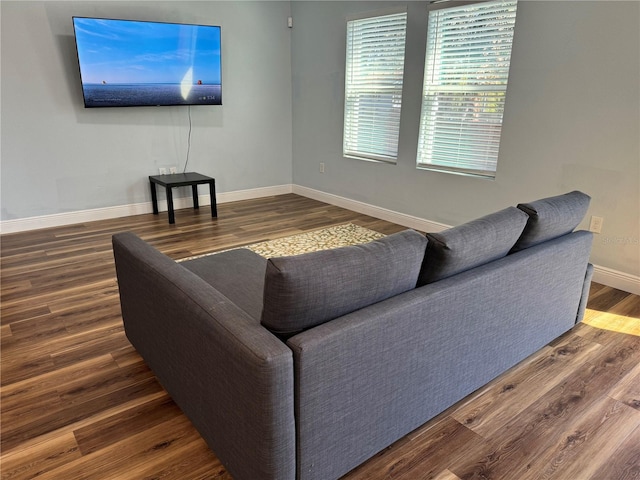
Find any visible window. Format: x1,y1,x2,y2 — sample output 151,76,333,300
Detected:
417,0,518,178
343,12,407,163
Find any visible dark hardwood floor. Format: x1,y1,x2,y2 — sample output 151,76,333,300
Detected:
1,194,639,480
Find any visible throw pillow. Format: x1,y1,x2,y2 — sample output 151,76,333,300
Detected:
260,229,428,338
417,206,528,286
510,190,591,252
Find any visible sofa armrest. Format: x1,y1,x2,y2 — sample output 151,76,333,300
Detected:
112,232,295,480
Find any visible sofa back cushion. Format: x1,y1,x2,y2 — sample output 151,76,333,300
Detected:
511,190,591,252
417,206,528,286
260,229,427,337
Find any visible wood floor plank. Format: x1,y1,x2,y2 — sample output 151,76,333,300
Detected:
584,307,640,337
585,285,632,314
1,326,127,386
609,291,640,317
430,470,463,480
574,314,635,347
2,376,163,453
0,353,56,389
451,334,602,438
0,431,82,480
0,303,50,326
1,324,12,340
34,415,207,480
609,359,640,412
588,424,640,480
352,417,483,480
1,355,117,416
110,344,144,369
1,194,638,480
447,335,640,480
73,396,181,456
0,388,165,455
8,313,69,343
519,397,640,480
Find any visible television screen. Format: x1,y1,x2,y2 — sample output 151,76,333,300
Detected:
72,17,222,107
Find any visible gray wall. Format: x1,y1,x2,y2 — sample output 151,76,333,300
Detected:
291,0,639,277
1,1,638,279
1,1,293,219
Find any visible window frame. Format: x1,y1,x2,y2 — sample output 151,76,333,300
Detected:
343,10,408,164
416,0,518,178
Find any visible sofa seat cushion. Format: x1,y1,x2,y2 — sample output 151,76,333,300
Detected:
260,229,428,337
418,206,528,286
181,248,267,321
511,190,591,252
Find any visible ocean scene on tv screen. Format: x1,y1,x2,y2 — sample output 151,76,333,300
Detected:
73,17,222,107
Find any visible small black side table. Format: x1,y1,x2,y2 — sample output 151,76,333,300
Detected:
149,172,217,224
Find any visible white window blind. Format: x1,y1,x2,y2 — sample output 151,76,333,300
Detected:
417,0,518,178
344,12,407,163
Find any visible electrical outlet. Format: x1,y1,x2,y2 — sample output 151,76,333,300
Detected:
589,215,604,234
319,162,325,173
169,166,177,174
159,167,167,175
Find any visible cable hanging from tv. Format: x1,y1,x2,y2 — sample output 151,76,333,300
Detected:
183,105,193,173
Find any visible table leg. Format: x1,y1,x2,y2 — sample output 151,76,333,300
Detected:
166,186,175,224
209,180,218,218
150,181,159,214
192,185,199,209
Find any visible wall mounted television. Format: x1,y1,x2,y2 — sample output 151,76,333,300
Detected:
72,17,222,107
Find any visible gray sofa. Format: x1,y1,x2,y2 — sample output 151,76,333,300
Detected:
113,191,594,480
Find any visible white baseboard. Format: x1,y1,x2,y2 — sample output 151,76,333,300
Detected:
592,265,640,296
0,184,293,234
2,183,638,295
216,184,293,204
0,203,153,234
292,185,450,233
